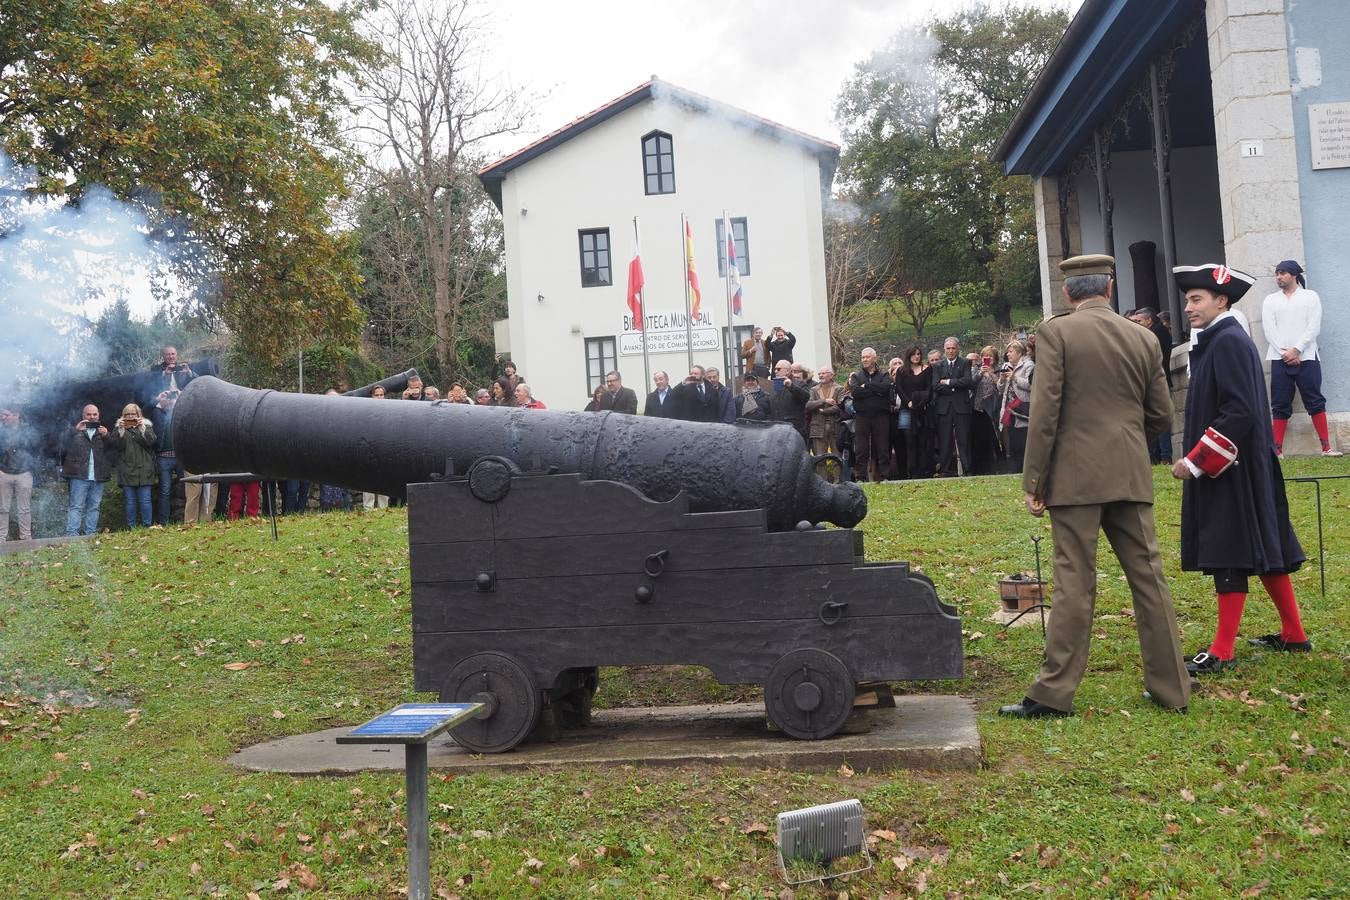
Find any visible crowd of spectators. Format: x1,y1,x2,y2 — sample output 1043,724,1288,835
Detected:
0,312,1175,542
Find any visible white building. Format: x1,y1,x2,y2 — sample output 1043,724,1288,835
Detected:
478,78,839,411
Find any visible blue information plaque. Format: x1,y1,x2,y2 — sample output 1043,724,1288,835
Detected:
336,703,484,745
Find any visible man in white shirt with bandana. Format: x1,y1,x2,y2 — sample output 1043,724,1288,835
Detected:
1262,259,1342,457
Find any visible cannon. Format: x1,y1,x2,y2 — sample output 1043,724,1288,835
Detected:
342,368,420,398
175,377,963,751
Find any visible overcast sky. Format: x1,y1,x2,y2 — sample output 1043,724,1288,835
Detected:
486,0,1083,159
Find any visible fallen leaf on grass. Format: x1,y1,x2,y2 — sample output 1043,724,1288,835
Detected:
1179,788,1196,803
742,822,769,835
1241,879,1270,897
223,662,255,671
271,710,286,719
838,763,854,778
871,828,897,842
891,855,910,871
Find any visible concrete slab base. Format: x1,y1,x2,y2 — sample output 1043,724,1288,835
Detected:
228,695,981,775
0,535,90,557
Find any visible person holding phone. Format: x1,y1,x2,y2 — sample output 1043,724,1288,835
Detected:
111,403,158,529
970,344,1005,474
62,404,113,536
766,326,796,365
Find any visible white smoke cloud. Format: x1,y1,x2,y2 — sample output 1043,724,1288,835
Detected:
0,152,159,394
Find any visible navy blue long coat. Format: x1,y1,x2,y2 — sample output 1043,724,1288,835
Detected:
1181,315,1304,574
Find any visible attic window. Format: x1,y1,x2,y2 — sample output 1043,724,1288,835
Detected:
642,131,675,195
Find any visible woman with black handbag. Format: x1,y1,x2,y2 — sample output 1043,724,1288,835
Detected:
999,339,1035,473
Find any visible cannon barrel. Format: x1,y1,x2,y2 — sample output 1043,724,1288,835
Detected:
174,376,866,529
342,368,419,398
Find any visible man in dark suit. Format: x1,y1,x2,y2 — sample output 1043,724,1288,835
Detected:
604,370,639,415
643,371,675,417
671,365,720,422
932,337,975,476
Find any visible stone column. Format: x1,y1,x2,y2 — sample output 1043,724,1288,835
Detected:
1032,174,1080,317
1206,0,1325,453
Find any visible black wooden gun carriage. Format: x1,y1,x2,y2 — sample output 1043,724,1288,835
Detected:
176,377,963,753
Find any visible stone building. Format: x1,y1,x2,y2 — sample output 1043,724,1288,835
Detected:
996,0,1348,454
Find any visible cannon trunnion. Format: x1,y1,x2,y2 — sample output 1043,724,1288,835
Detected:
410,461,963,753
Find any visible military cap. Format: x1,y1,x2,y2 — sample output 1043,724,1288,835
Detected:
1172,264,1254,302
1059,254,1115,277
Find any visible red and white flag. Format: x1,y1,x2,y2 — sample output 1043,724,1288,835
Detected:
626,247,644,331
724,215,743,316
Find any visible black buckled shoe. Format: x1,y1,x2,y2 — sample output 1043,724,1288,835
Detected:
1142,691,1187,713
998,696,1071,718
1186,650,1236,675
1247,633,1312,652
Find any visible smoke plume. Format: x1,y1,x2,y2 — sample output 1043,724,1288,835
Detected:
0,152,159,397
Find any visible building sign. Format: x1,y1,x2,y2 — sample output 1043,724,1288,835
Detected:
1309,102,1350,170
620,309,722,356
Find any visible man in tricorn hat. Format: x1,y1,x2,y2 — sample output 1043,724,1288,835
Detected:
1171,264,1310,674
1000,254,1190,718
1261,259,1342,457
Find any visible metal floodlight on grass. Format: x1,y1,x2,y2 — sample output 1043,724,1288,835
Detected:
776,798,872,885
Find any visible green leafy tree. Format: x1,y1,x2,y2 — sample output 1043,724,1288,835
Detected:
0,0,380,362
837,4,1068,327
354,0,525,385
352,163,506,391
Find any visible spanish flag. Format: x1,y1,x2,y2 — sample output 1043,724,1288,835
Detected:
684,218,701,320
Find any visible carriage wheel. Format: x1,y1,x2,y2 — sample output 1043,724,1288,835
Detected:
764,649,855,740
439,652,540,753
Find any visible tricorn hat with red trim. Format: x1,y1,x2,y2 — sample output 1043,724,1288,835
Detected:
1173,264,1255,302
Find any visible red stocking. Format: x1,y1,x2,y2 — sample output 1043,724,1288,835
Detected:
1258,573,1306,643
1310,412,1331,449
1209,592,1247,660
1272,417,1288,450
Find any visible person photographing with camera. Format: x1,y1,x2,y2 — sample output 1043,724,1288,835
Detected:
62,404,113,536
151,345,196,398
110,403,158,529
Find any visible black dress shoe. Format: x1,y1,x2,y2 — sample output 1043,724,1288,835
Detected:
998,696,1071,718
1142,691,1187,713
1247,633,1312,652
1186,650,1236,675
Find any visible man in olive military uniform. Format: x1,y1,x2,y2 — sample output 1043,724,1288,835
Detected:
1000,255,1191,717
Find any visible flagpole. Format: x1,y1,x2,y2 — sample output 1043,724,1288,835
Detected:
634,216,650,397
722,210,736,386
681,213,694,373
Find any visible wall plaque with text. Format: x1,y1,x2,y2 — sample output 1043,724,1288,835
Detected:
1309,102,1350,170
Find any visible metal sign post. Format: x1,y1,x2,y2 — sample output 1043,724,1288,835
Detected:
338,703,484,900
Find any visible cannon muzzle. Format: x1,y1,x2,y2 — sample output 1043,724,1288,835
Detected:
174,377,865,529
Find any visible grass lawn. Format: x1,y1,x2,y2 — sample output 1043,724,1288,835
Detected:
1,460,1346,897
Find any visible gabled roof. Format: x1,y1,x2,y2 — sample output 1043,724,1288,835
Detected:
994,0,1206,177
477,78,840,210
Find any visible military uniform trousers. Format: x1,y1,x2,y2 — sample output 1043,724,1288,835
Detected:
1027,500,1191,711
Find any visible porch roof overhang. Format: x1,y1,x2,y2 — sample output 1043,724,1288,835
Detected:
994,0,1206,178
